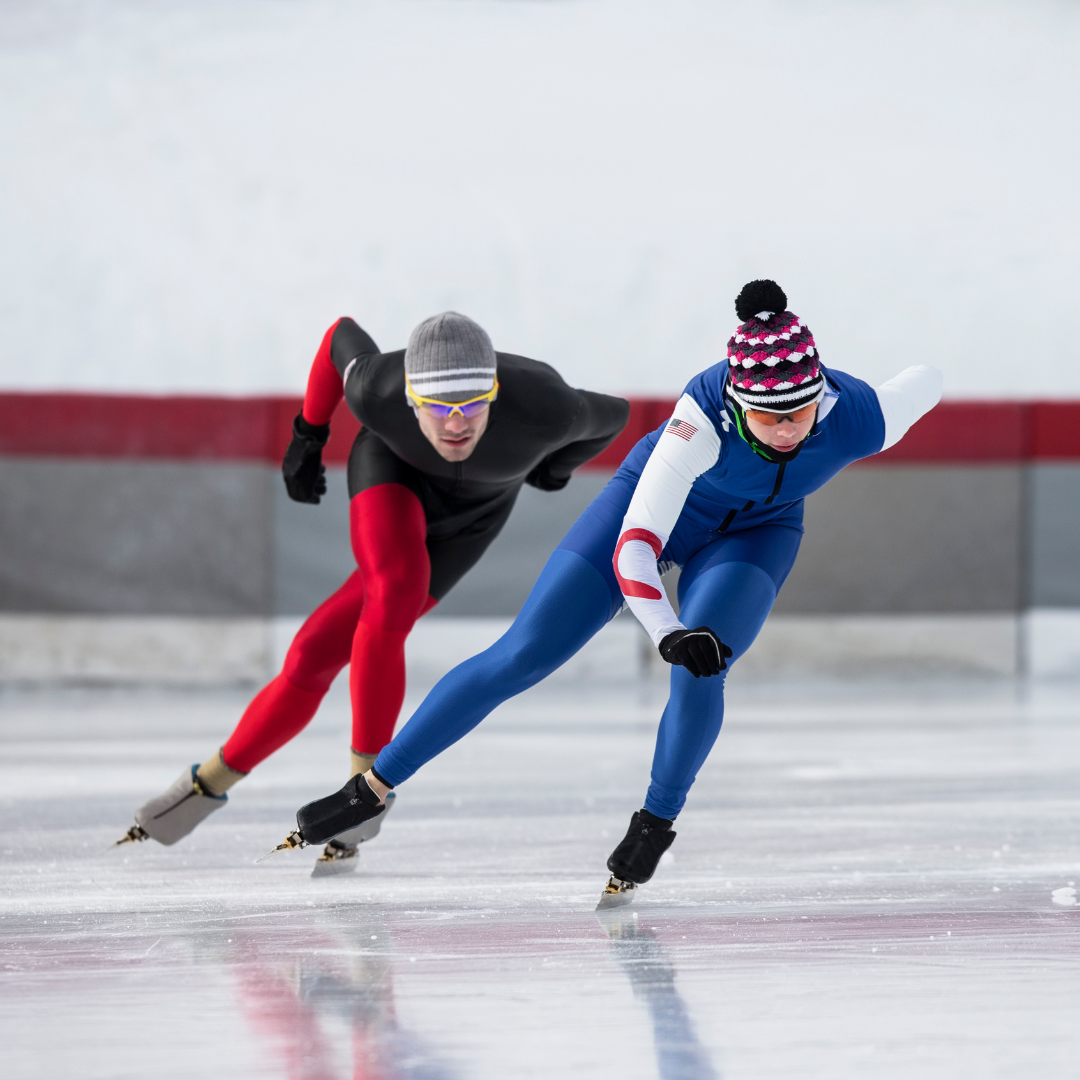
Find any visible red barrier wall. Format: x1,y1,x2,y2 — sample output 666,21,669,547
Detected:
1,393,1078,465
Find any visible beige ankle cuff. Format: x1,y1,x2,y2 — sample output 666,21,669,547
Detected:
196,750,247,797
350,750,377,778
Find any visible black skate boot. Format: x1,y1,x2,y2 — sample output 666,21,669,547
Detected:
596,809,676,910
311,791,397,878
261,773,387,860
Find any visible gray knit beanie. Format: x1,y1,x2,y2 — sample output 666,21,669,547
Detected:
404,312,497,404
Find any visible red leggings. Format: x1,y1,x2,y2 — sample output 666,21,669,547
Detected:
221,484,436,773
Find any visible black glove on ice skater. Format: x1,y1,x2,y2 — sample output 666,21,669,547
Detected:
282,413,330,504
525,460,570,491
658,626,732,678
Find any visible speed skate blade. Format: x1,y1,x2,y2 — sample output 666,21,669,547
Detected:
113,824,149,847
596,876,637,910
256,830,306,864
311,851,359,878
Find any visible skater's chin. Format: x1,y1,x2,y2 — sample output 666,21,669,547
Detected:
434,435,480,461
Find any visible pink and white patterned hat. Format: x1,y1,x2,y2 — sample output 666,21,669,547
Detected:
725,280,825,413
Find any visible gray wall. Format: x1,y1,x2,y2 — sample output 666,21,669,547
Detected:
1,457,1076,618
267,462,1080,618
1029,465,1080,608
779,465,1025,614
272,468,353,616
0,458,275,615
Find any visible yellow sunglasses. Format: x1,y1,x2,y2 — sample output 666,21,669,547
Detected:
405,375,499,418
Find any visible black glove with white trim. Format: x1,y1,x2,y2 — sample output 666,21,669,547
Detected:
282,413,330,504
658,626,732,678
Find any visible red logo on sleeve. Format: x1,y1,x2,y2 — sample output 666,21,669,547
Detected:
612,529,664,600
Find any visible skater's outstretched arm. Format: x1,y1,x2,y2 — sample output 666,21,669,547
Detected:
283,318,382,504
301,317,382,426
526,390,630,491
874,365,943,450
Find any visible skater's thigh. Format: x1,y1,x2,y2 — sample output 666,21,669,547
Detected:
375,546,616,786
424,503,514,602
679,523,803,599
556,471,637,618
677,525,802,660
485,548,614,685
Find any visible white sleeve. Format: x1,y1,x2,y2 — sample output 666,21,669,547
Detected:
875,365,943,451
614,394,721,648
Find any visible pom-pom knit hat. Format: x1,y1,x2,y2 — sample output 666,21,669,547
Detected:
725,280,825,413
404,312,497,404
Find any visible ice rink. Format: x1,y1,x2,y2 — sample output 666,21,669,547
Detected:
2,671,1078,1079
3,2,1079,1077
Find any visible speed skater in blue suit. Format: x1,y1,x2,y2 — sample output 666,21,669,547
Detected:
281,280,943,902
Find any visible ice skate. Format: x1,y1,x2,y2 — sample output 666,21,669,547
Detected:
310,837,360,876
596,875,637,910
595,809,676,909
310,791,397,877
264,772,387,861
115,765,228,847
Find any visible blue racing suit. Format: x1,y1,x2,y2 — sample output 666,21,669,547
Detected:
374,360,941,818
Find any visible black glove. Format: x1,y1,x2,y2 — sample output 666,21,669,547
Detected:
282,413,330,504
525,461,570,491
658,626,732,678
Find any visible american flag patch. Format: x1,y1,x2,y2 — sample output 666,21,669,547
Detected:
666,418,698,441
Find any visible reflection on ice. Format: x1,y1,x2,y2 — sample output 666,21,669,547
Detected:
229,919,456,1080
599,912,719,1080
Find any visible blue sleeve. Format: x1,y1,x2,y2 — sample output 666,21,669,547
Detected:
819,368,886,459
612,364,732,485
679,362,731,456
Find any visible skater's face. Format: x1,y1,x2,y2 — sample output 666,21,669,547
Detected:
744,403,818,454
414,402,491,461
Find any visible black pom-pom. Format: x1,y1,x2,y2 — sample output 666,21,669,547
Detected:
735,280,788,323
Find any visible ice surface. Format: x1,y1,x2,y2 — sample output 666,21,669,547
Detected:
2,674,1079,1078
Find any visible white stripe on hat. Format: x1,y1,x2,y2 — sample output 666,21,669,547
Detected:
409,376,495,395
726,380,826,412
407,367,496,378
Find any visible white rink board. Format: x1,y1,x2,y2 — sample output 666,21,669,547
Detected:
1025,609,1080,678
0,611,1067,684
1,675,1078,1078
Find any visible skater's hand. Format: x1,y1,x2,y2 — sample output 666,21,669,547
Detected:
282,413,330,504
525,460,570,491
658,626,732,678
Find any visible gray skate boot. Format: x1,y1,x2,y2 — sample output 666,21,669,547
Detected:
311,791,397,878
115,765,228,846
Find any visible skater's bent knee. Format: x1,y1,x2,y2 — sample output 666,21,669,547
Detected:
282,641,341,694
359,573,428,631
